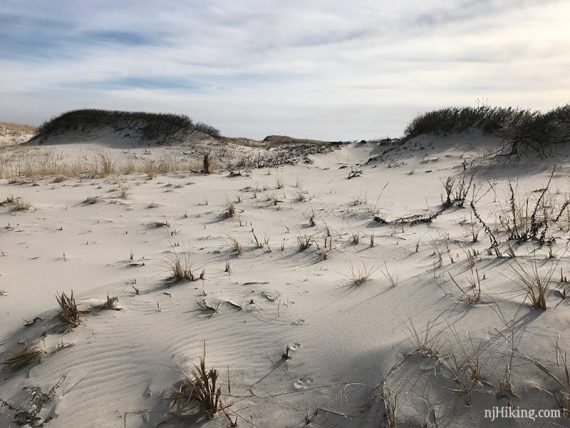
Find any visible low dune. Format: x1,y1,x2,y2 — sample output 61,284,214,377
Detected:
1,107,570,427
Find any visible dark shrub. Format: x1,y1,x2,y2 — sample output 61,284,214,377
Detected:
35,109,221,143
404,105,570,155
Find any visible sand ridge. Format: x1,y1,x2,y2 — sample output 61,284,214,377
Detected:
1,133,570,427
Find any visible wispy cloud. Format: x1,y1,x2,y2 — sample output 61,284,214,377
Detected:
0,0,569,139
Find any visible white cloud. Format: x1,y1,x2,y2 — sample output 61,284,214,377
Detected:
0,0,568,138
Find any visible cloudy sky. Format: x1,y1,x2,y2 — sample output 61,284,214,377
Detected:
1,0,569,139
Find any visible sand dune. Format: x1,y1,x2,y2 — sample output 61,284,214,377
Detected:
1,116,570,427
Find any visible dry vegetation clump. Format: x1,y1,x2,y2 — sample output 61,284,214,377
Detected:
224,202,236,218
228,237,242,255
82,196,99,205
0,195,31,211
195,299,221,314
148,218,170,228
193,122,221,138
35,109,220,143
523,343,570,418
3,344,43,370
448,268,482,305
118,185,130,199
442,174,473,208
0,377,64,426
202,152,211,174
56,291,81,328
169,345,234,423
499,170,569,245
97,152,115,176
404,316,446,359
100,295,121,311
348,262,378,286
297,235,312,251
143,161,157,179
403,105,570,156
381,384,398,428
509,255,559,310
440,331,488,405
166,252,202,283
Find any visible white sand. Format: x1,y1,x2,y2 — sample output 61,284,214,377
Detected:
1,130,570,427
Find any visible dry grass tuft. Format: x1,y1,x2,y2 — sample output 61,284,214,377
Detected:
3,344,43,370
169,344,232,421
118,185,130,200
228,237,242,255
509,255,560,310
149,218,170,228
0,377,64,426
349,262,378,286
166,252,198,283
381,263,399,287
1,195,31,211
203,152,212,174
350,233,360,245
56,291,81,328
381,384,398,428
82,196,99,205
224,202,236,218
404,315,446,359
297,235,312,251
97,152,115,176
101,294,121,311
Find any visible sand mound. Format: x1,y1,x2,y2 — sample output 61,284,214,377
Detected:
29,109,220,148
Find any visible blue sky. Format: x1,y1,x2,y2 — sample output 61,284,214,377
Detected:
1,0,569,139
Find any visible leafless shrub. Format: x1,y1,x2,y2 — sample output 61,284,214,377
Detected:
442,174,473,208
470,200,501,257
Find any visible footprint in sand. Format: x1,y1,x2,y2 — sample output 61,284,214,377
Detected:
294,377,314,390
